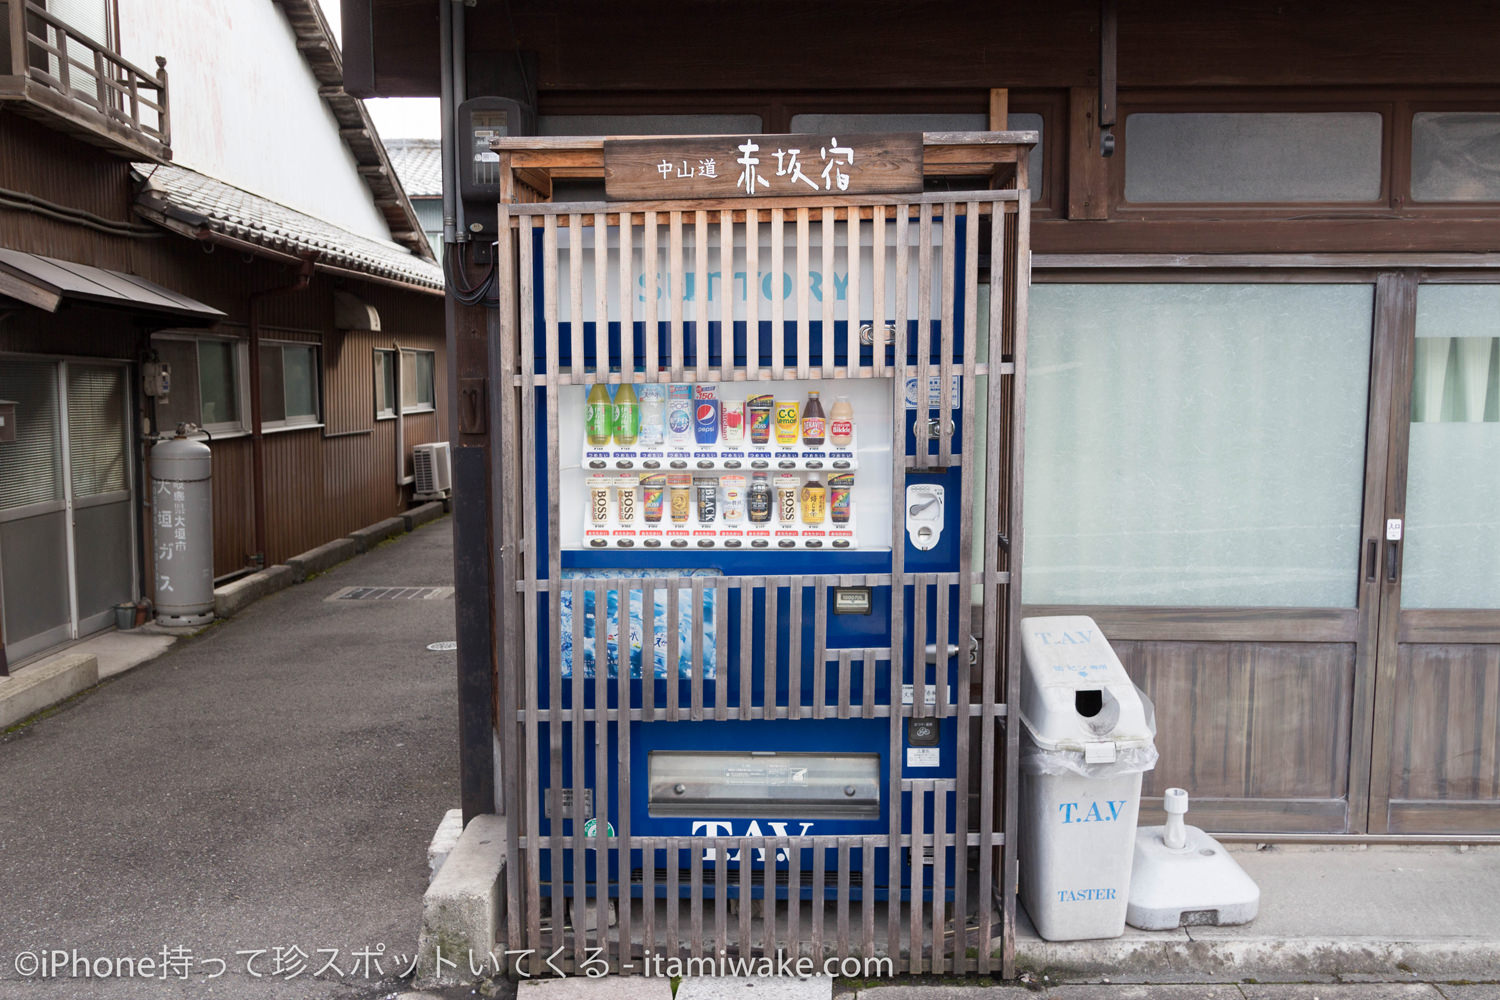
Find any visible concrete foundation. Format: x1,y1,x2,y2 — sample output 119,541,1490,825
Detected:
416,812,508,985
213,564,295,618
0,653,99,728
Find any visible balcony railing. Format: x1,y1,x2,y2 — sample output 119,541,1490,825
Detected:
1,0,169,156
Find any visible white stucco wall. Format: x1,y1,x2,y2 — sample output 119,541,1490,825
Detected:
116,0,391,242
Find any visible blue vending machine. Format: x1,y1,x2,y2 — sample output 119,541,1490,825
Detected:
497,138,1024,974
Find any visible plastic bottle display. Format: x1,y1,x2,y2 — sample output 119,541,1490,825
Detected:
721,401,745,445
638,384,665,446
586,383,613,445
801,477,827,524
829,395,854,446
748,473,771,523
667,384,693,445
774,400,800,445
801,391,826,446
577,380,861,548
612,382,640,445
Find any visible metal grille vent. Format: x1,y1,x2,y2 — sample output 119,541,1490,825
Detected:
331,586,454,601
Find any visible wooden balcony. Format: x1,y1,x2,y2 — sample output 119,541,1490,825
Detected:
0,0,169,160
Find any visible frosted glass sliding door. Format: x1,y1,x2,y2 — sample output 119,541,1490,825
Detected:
1024,283,1375,608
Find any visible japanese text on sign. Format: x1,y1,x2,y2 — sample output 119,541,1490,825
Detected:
604,133,922,201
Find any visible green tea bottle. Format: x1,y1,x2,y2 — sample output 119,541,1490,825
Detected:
586,383,613,445
613,382,640,445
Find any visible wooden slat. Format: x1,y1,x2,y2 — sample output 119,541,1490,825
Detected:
771,209,786,379
765,580,781,719
543,213,567,960
863,649,876,720
644,211,659,379
861,836,877,960
616,584,634,969
695,211,710,381
570,213,586,377
796,208,811,379
822,210,836,377
643,582,656,719
620,210,635,377
811,836,826,962
643,841,657,964
977,196,1007,976
786,839,801,958
914,576,929,719
846,211,861,375
594,212,610,377
952,197,981,969
763,837,779,960
739,579,753,720
667,843,680,962
714,580,728,721
571,578,587,962
720,211,734,383
886,200,910,968
594,581,610,950
938,207,957,464
909,781,927,973
737,838,753,958
814,577,828,718
933,785,948,974
691,577,706,721
872,206,887,377
690,842,705,958
746,209,760,379
935,575,951,714
836,838,852,964
837,650,852,720
789,576,804,719
518,217,544,961
670,213,685,383
667,584,681,722
915,202,934,470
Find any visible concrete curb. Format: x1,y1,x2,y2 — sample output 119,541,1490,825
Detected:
0,653,99,729
286,537,359,583
349,516,407,553
213,564,295,618
403,500,446,532
1014,934,1500,984
416,813,507,985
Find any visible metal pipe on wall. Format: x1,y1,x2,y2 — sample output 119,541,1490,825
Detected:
440,0,457,246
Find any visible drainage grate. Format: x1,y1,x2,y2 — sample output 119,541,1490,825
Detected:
329,586,455,601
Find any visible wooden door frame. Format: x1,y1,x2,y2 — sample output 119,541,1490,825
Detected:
1367,268,1500,836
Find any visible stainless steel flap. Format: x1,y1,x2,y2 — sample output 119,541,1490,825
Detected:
647,750,881,819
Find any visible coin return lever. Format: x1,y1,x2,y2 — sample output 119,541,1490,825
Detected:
647,751,881,820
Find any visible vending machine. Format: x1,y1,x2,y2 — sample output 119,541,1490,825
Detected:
491,130,1031,976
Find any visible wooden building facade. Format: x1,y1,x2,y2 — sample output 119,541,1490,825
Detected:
345,0,1500,841
1,2,447,670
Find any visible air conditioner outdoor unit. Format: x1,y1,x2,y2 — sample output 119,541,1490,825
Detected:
413,441,452,498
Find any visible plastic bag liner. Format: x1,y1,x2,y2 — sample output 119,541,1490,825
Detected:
1019,685,1159,778
559,568,717,680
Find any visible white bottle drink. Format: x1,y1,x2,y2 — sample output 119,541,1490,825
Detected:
638,384,665,446
830,395,854,446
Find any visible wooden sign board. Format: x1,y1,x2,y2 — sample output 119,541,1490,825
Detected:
604,132,923,201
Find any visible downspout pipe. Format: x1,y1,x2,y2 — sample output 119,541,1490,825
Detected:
246,254,315,568
440,0,458,247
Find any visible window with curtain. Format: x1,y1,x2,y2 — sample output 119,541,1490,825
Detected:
260,343,320,426
400,349,435,413
1402,284,1500,609
1023,282,1374,608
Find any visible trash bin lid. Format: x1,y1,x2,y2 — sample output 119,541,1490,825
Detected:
1018,616,1156,755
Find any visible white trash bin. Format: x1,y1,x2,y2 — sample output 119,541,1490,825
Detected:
1018,615,1158,941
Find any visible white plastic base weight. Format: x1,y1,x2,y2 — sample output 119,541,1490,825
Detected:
1126,822,1260,930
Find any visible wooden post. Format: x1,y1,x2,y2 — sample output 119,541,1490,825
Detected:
1068,87,1110,220
988,87,1009,130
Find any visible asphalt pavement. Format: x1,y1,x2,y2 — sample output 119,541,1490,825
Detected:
0,517,461,1000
